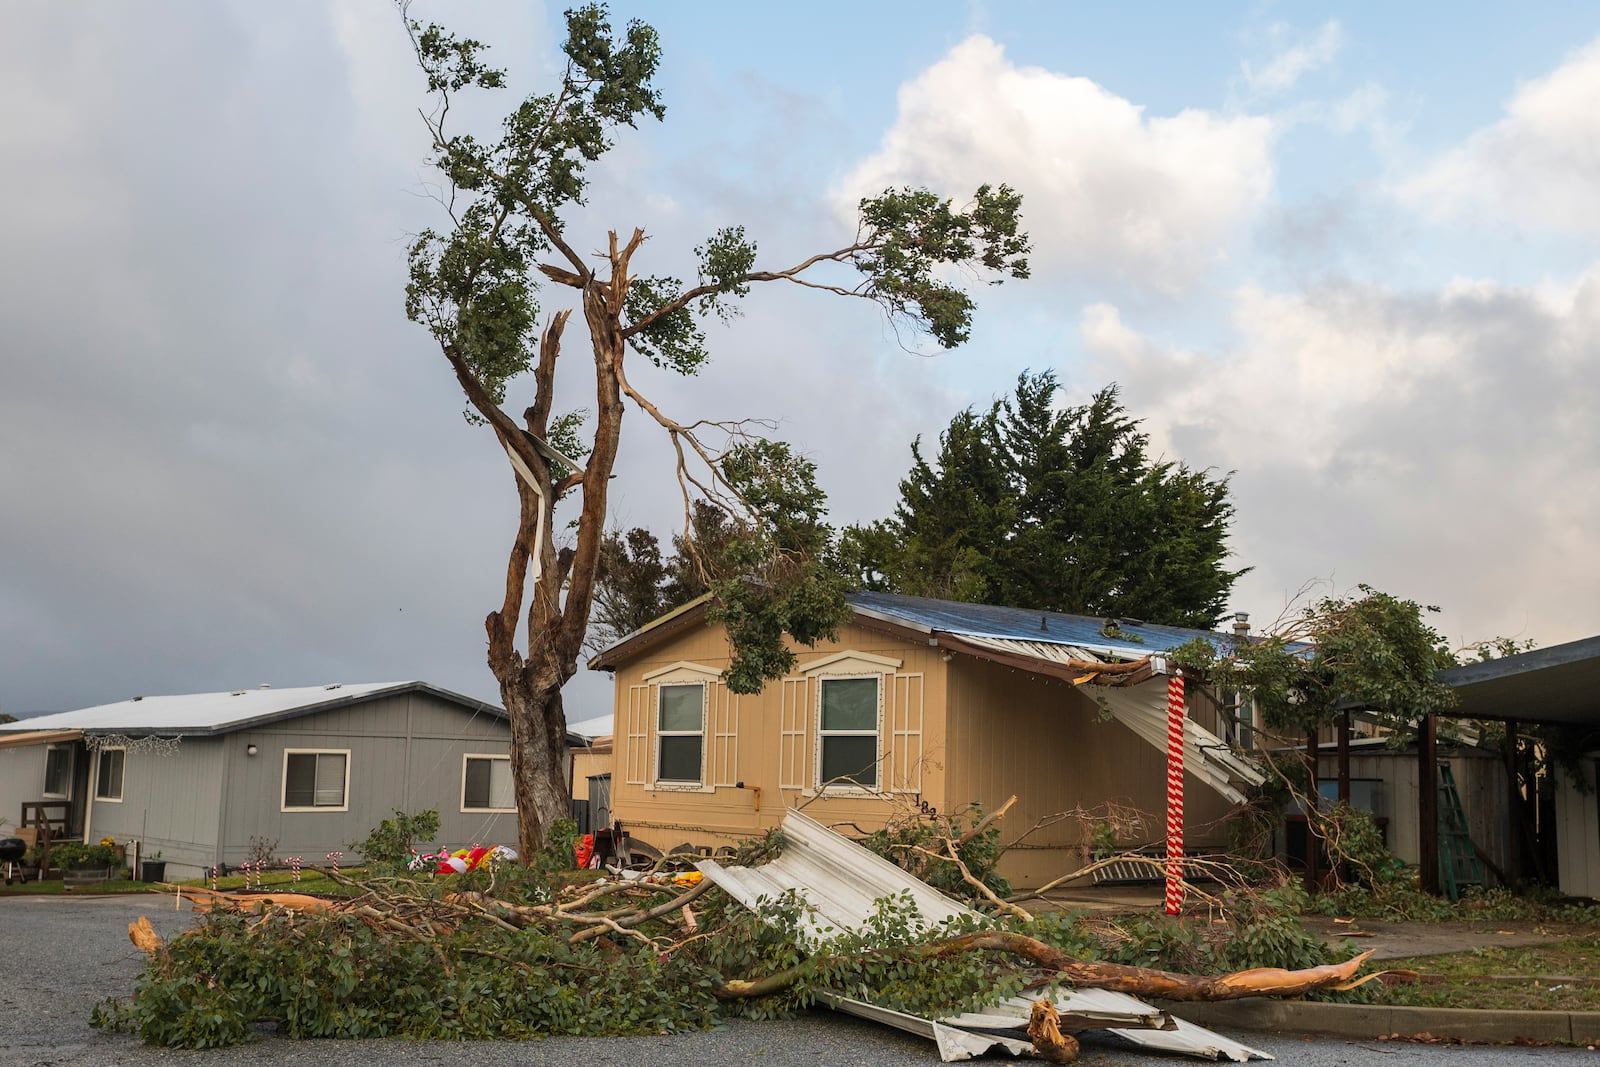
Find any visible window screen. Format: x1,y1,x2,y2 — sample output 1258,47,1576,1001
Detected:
284,752,347,808
95,749,125,800
657,684,704,783
819,677,878,788
464,756,515,810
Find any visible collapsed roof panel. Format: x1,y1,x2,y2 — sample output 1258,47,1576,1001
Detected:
698,809,1272,1062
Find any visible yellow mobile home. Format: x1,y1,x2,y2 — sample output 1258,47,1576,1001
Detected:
589,592,1263,889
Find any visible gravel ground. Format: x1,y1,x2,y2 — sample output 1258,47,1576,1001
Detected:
3,894,1598,1066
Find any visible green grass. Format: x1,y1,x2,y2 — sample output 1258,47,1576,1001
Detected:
1376,936,1600,1012
0,869,360,897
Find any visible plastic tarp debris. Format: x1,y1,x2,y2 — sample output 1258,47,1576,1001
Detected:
698,809,1272,1062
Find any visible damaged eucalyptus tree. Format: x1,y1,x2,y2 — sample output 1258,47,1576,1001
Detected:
399,5,1029,855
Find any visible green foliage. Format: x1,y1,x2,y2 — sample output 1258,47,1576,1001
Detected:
95,907,721,1048
703,442,852,693
849,372,1243,627
859,803,1012,905
404,5,667,403
1192,584,1456,738
45,841,121,870
855,185,1029,348
354,809,440,870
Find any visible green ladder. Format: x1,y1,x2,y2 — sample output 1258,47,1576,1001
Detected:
1437,763,1484,900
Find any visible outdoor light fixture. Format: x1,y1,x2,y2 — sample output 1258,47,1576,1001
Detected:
246,744,258,757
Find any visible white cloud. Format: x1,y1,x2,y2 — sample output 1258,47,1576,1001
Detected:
1399,37,1600,235
838,37,1274,294
1078,270,1600,648
1242,20,1344,95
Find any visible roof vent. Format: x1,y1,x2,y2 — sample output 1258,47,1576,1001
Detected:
231,690,246,696
131,696,143,702
324,683,342,691
1040,615,1048,631
259,684,271,689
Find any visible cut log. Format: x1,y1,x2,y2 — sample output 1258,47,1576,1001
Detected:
178,887,332,913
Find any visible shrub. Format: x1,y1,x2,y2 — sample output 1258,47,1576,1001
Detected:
353,809,440,870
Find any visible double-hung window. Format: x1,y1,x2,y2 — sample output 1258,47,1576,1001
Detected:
818,676,880,789
462,754,515,812
656,683,705,785
282,750,349,811
95,748,125,801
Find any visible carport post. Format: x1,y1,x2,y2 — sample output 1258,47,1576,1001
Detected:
1418,714,1441,895
1163,672,1185,915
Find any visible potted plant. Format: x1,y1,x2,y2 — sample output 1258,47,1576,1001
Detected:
58,842,121,887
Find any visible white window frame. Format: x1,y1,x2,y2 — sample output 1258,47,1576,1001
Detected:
42,743,73,799
460,753,516,813
653,681,708,790
94,747,126,803
814,673,885,795
280,748,351,813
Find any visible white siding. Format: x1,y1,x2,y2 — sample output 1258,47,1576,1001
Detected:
1555,760,1600,897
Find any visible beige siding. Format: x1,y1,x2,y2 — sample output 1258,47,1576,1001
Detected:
1555,760,1600,897
571,746,612,803
944,656,1235,888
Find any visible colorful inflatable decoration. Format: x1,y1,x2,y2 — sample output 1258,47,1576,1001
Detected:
424,844,518,874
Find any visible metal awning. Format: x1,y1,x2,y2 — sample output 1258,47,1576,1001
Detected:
1438,635,1600,727
699,810,1271,1062
1096,682,1265,805
0,729,82,750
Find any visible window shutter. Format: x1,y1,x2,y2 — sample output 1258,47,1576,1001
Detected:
710,682,739,787
625,684,650,785
889,672,925,794
779,676,809,790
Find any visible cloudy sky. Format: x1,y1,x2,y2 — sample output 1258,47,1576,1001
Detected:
4,2,1598,720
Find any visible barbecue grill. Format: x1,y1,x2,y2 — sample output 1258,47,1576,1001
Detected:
0,837,25,884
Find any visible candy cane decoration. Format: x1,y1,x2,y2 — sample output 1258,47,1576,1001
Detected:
326,850,342,876
291,856,302,882
210,865,218,892
1164,671,1186,916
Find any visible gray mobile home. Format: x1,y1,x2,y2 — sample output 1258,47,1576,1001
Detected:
0,682,523,878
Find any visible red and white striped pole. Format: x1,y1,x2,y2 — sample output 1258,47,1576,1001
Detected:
1164,671,1186,916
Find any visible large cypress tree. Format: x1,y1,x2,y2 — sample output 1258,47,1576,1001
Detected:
845,371,1245,628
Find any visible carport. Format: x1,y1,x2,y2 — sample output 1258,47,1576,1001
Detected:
1435,635,1600,893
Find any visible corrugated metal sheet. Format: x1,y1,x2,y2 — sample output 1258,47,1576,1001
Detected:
848,591,1237,660
699,810,1271,1062
1096,682,1265,805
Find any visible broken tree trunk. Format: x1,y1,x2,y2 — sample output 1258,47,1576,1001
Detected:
715,929,1374,1002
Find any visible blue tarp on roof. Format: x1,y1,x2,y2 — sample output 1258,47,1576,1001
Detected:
845,591,1235,659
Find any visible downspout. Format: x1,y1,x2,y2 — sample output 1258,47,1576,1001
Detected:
216,736,234,874
83,748,96,846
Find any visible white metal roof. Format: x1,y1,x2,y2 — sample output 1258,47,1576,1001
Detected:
0,682,468,736
699,810,1270,1062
